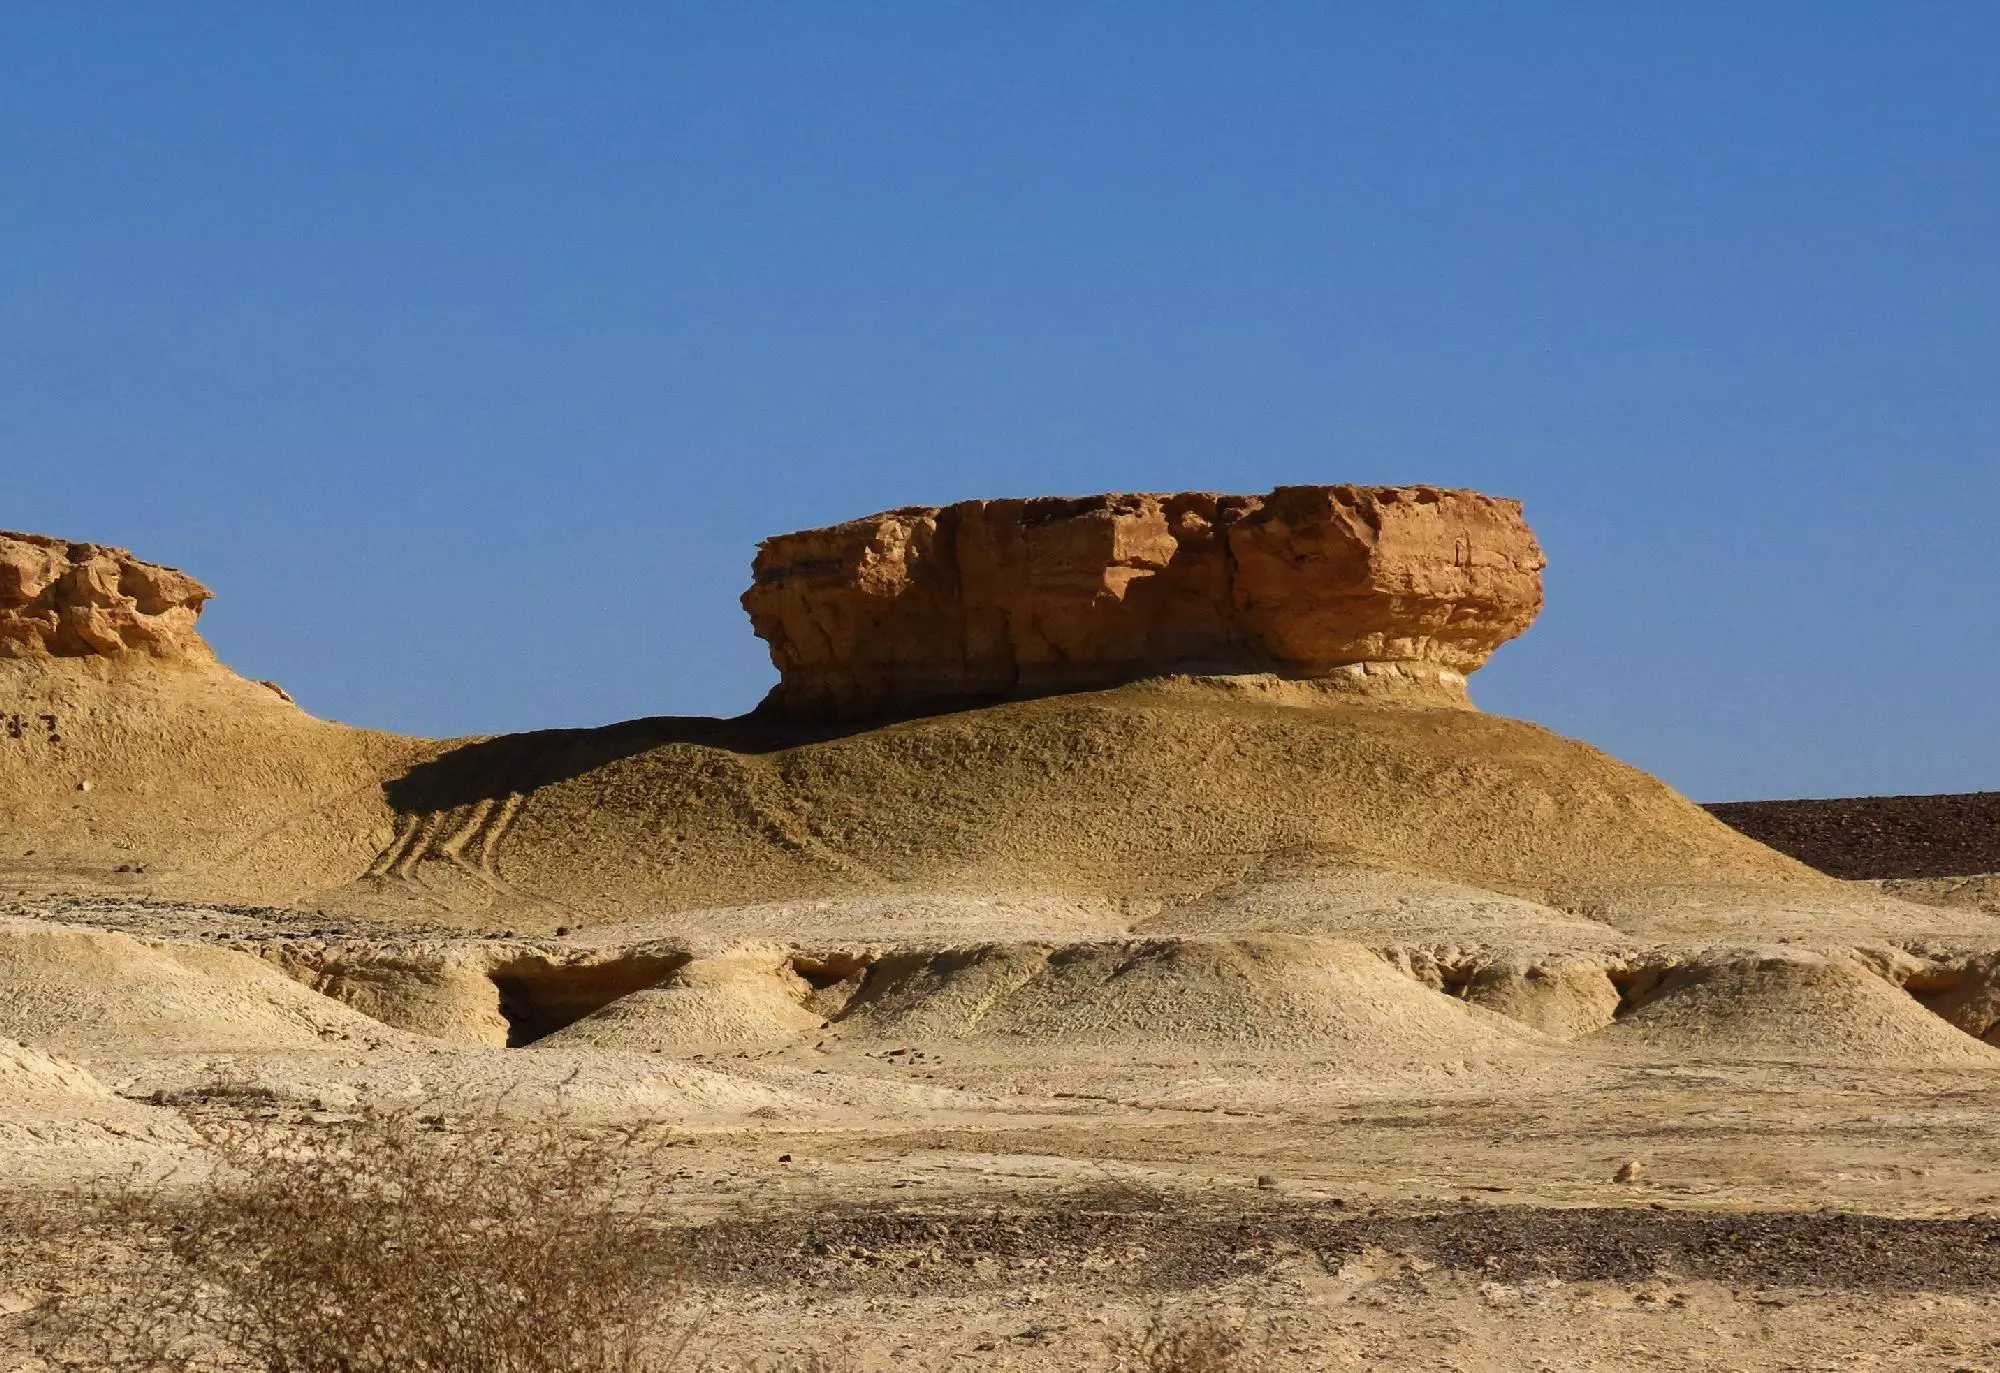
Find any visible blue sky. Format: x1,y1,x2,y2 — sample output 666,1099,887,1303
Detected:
5,2,1995,800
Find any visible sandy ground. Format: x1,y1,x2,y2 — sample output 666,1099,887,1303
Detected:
13,1078,2000,1370
5,666,1998,1370
11,939,2000,1370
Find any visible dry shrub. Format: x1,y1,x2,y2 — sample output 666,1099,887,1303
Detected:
1103,1310,1274,1373
28,1111,689,1373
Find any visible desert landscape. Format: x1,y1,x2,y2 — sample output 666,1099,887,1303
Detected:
4,485,1999,1371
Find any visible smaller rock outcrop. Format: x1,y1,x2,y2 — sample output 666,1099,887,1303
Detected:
0,532,213,661
743,485,1545,716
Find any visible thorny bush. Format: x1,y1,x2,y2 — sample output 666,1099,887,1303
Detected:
1102,1310,1277,1373
6,1111,1267,1373
24,1111,690,1373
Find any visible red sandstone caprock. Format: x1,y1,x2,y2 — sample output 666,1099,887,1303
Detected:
742,484,1546,716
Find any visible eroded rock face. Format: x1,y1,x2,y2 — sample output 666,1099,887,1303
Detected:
0,532,213,661
743,485,1544,715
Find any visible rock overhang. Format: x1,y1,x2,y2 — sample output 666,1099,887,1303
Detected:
0,531,214,662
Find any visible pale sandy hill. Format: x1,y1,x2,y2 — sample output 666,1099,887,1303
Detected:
537,949,825,1054
0,1036,196,1181
261,941,516,1045
333,678,1827,934
826,935,1546,1060
0,1035,112,1097
1139,864,1620,943
504,933,1566,1082
1454,961,1626,1041
0,658,423,906
1564,882,1998,943
260,939,686,1047
0,660,1864,948
1594,952,2000,1065
0,920,409,1056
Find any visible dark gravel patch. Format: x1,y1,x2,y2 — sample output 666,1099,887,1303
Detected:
1707,793,2000,879
1356,1206,2000,1290
686,1199,2000,1295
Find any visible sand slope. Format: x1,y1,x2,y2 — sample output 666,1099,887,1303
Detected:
0,920,407,1056
1595,953,2000,1065
0,1036,196,1181
829,936,1545,1059
2,662,1854,940
0,659,422,905
0,1036,111,1098
537,950,825,1054
340,679,1827,932
1140,865,1619,943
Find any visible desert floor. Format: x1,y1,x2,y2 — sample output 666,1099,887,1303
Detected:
9,898,2000,1372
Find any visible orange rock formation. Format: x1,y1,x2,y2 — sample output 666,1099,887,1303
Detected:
743,485,1545,716
0,532,214,661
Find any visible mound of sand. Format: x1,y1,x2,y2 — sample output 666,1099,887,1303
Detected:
0,921,407,1056
334,678,1829,935
1559,882,1998,944
0,657,423,906
536,950,825,1054
264,941,515,1045
1140,864,1619,943
0,1035,196,1182
1594,953,2000,1065
1456,962,1625,1041
828,935,1546,1062
0,1036,111,1097
0,622,1886,951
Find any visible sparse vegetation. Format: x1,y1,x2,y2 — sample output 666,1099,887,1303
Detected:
26,1112,689,1373
5,1110,1281,1373
1103,1311,1275,1373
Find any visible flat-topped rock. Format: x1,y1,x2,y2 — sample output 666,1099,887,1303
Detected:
0,531,213,662
742,485,1545,716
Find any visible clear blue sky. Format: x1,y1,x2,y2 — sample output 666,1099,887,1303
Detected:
5,3,1995,801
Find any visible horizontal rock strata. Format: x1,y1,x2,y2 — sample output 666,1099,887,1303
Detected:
0,531,213,661
743,485,1545,715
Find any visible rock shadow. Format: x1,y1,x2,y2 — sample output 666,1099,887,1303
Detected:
380,712,847,816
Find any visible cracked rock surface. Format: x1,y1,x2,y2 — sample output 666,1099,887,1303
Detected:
742,485,1545,716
